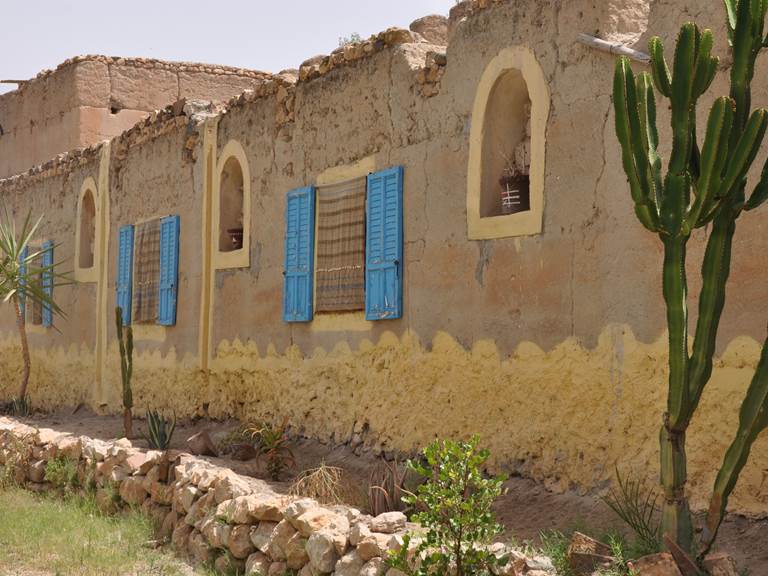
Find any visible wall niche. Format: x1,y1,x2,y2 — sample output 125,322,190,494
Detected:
219,156,245,253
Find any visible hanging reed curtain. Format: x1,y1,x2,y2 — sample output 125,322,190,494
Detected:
132,218,161,324
315,176,367,312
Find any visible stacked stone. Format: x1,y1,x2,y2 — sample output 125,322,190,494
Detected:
0,417,554,576
416,51,448,98
0,143,103,193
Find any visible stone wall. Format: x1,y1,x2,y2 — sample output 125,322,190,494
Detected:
0,417,556,576
0,0,767,519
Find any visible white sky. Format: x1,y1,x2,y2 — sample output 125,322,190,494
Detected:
0,0,454,94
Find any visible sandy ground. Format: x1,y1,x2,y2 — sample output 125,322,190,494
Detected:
12,408,768,574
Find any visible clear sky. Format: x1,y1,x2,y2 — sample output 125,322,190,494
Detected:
0,0,454,94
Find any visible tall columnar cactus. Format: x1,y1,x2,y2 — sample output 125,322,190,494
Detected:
613,0,768,559
115,306,133,439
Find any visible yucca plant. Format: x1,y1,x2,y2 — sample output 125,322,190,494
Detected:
143,410,176,450
115,307,134,438
613,0,768,559
248,418,296,480
0,207,71,404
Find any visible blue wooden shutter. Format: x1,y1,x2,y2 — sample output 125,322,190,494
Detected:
19,246,28,317
158,215,180,326
116,225,134,325
283,186,315,322
365,166,404,320
41,240,53,327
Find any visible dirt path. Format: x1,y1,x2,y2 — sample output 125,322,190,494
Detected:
17,409,768,574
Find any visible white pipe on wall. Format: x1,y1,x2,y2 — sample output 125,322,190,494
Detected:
577,33,650,63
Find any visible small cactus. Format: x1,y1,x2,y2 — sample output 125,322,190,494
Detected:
115,307,133,439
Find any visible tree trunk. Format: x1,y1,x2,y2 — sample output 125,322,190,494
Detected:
13,295,31,400
123,407,133,439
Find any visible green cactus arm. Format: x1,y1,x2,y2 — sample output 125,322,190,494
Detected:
668,24,697,175
613,58,660,231
715,109,768,201
700,337,768,556
687,98,734,228
662,236,690,427
649,37,672,97
636,72,663,205
686,211,737,422
724,0,737,45
692,29,718,98
745,159,768,209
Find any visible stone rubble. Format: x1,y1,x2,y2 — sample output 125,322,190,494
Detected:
0,416,555,576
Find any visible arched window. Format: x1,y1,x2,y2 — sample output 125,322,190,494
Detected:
215,140,251,269
219,157,245,252
79,189,96,268
467,47,550,239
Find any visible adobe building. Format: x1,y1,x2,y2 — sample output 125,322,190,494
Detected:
1,0,766,519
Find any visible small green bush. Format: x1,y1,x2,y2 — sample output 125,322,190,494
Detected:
388,435,507,576
44,456,79,491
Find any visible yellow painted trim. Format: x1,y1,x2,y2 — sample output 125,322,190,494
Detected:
132,324,167,342
311,155,376,333
213,139,251,270
95,143,110,404
467,46,550,240
74,178,100,283
199,118,218,370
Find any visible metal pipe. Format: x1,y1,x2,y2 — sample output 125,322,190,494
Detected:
577,33,650,63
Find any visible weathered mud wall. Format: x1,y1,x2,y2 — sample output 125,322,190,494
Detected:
1,0,767,518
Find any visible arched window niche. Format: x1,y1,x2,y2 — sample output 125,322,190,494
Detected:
467,46,550,239
214,140,251,269
75,178,99,282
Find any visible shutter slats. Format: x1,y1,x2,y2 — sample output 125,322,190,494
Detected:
283,186,315,322
158,215,180,326
365,166,404,320
116,225,134,325
41,240,53,327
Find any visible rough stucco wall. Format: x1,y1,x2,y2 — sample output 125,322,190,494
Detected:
1,0,768,518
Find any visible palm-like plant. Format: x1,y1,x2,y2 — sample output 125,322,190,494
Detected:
0,208,71,404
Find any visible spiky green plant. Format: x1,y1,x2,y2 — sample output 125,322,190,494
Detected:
613,0,768,559
0,207,72,402
142,411,176,450
115,307,134,439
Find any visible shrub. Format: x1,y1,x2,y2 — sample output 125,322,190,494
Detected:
368,457,411,516
44,456,79,491
248,418,295,481
388,435,507,576
289,462,353,505
602,468,661,557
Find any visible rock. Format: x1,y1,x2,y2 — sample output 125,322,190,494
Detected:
188,530,213,563
245,551,272,575
27,460,46,483
171,522,193,551
361,557,387,576
124,452,148,474
251,520,278,552
386,569,408,576
409,15,449,45
293,508,349,538
149,481,172,505
567,532,615,575
202,517,231,549
628,553,683,576
369,512,406,534
284,498,318,522
306,532,338,573
382,28,415,45
358,533,391,561
335,550,364,576
217,494,286,524
268,562,288,576
160,509,178,540
265,519,297,561
95,487,119,514
526,555,555,573
284,532,309,570
229,524,256,559
215,553,246,575
702,554,739,576
350,521,372,546
177,484,200,513
214,472,253,503
119,476,148,505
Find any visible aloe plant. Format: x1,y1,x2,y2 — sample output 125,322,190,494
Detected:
143,410,176,450
613,0,768,559
115,307,133,439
